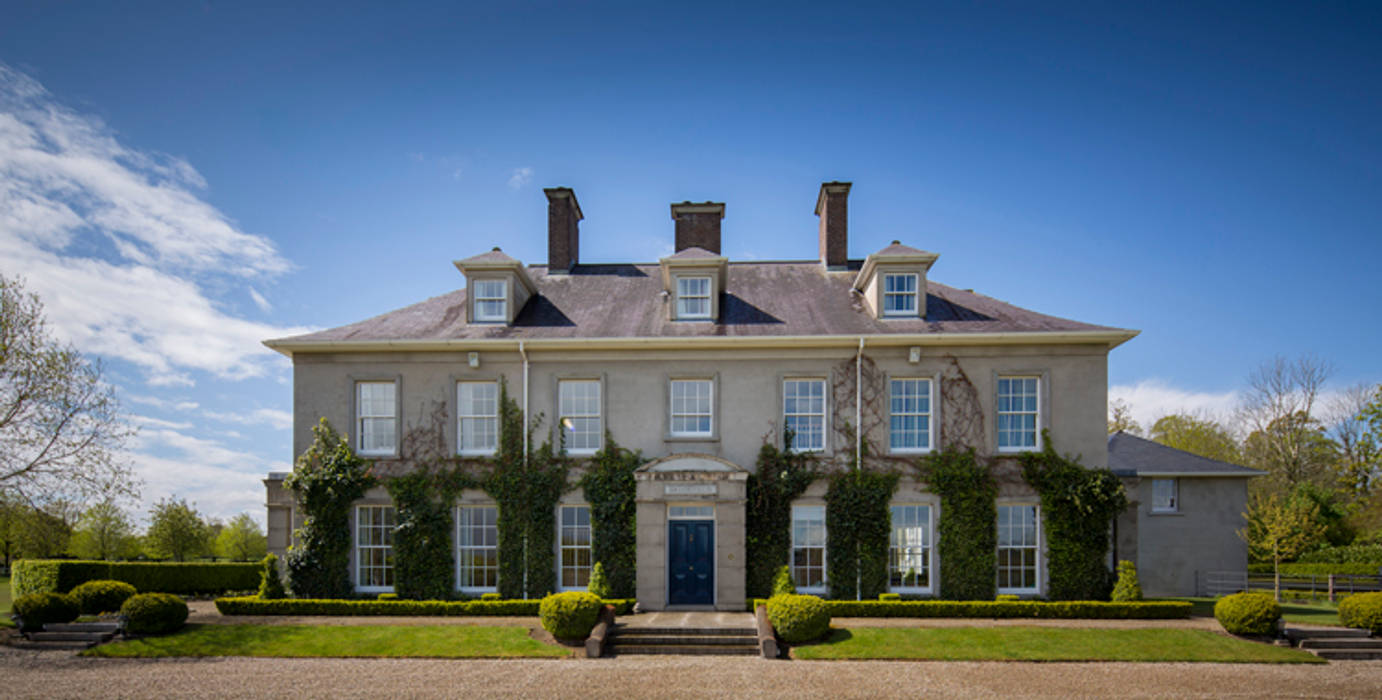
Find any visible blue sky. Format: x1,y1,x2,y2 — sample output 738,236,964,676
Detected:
1,2,1378,522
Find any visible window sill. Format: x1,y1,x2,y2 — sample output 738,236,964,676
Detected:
1149,510,1183,517
888,587,933,595
457,451,498,458
889,448,933,456
997,589,1040,597
665,434,719,442
458,588,498,595
356,587,394,594
359,452,398,459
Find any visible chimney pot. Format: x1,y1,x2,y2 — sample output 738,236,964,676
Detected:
670,201,725,254
815,181,852,269
543,187,583,272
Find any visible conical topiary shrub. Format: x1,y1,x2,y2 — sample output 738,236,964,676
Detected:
1110,560,1142,601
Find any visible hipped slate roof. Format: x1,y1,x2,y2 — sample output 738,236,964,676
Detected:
1108,431,1264,478
267,260,1135,349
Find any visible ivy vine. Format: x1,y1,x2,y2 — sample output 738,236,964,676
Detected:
745,437,818,598
385,468,460,600
824,465,898,600
1020,435,1127,601
579,433,642,599
923,447,997,600
283,418,376,599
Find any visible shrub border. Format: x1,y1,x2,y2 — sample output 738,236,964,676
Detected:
746,598,1192,619
214,596,635,617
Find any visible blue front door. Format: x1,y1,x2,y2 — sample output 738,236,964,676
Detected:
668,520,714,605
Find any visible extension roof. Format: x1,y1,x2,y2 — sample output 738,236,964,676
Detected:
1107,431,1265,478
266,260,1137,353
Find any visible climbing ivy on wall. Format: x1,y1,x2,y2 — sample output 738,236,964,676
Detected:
824,467,898,600
579,434,642,599
923,448,997,600
745,438,818,598
1020,435,1127,601
283,418,376,598
385,469,460,600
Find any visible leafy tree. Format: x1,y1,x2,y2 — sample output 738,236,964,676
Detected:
14,500,79,559
213,512,268,562
1243,412,1339,492
69,499,139,560
1240,492,1326,600
1238,355,1337,491
1289,483,1354,548
1149,414,1242,464
0,275,137,505
145,497,210,561
1331,383,1382,496
1108,399,1142,435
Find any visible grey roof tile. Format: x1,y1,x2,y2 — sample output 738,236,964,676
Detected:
1108,431,1264,477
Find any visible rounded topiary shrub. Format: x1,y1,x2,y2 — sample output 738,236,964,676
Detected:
12,592,80,632
539,591,603,640
121,593,189,635
771,565,796,596
1339,592,1382,633
1214,593,1281,636
480,592,502,601
766,593,830,643
878,592,901,601
1110,560,1143,602
70,580,139,615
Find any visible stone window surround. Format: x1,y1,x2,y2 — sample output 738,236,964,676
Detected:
553,374,606,456
778,374,831,455
996,500,1043,596
664,373,721,443
885,371,941,455
991,369,1051,454
350,374,403,458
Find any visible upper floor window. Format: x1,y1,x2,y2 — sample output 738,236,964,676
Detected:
676,276,712,319
457,381,499,455
882,273,919,316
996,376,1039,451
559,379,602,454
1152,479,1178,513
889,378,933,452
559,505,592,590
473,279,507,322
890,504,932,592
456,505,498,592
783,379,826,452
356,505,395,592
670,379,713,437
791,505,826,592
997,504,1039,594
356,381,397,456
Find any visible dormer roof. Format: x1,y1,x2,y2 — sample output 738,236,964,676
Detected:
854,240,939,292
453,247,537,296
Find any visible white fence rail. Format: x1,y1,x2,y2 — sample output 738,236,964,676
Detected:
1198,570,1382,599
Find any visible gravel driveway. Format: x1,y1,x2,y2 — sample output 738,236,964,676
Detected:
4,645,1381,699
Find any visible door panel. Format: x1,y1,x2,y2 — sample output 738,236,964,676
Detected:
668,520,714,605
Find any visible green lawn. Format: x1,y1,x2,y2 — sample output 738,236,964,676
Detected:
793,627,1323,663
1163,596,1343,627
84,624,570,659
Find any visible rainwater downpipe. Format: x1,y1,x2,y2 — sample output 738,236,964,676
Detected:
519,340,530,598
856,336,864,601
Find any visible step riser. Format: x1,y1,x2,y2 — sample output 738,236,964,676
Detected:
610,646,759,656
609,636,758,646
1288,630,1371,639
1300,640,1382,650
44,623,120,634
612,627,755,637
1314,650,1382,660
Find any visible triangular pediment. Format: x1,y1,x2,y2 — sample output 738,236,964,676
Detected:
636,453,747,474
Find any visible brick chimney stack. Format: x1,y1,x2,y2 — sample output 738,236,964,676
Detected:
815,181,852,269
671,201,725,254
544,187,582,273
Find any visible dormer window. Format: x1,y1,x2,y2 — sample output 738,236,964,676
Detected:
473,280,507,322
676,276,712,319
883,273,919,317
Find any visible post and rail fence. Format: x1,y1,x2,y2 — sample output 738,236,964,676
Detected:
1198,570,1382,600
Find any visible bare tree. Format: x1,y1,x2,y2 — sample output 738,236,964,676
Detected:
1326,383,1382,496
1108,398,1142,435
0,275,137,506
1238,355,1335,490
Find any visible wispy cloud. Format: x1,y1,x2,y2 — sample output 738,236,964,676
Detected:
127,395,199,412
1109,379,1239,430
202,407,292,431
248,287,272,312
507,166,533,190
0,64,312,385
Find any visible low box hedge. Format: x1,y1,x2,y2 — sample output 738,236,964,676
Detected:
214,596,636,617
1297,545,1382,566
747,598,1192,619
1246,562,1382,577
13,560,260,596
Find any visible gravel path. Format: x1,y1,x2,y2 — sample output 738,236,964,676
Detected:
3,646,1381,698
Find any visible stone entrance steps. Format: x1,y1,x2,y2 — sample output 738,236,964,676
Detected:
11,621,120,650
608,625,759,656
1288,628,1382,660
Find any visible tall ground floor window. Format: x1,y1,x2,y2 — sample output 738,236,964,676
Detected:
456,505,498,592
791,505,826,591
356,505,395,592
997,504,1039,594
890,504,932,592
559,505,592,590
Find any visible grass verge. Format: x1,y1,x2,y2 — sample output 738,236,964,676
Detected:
793,627,1324,663
1163,596,1343,627
83,624,570,659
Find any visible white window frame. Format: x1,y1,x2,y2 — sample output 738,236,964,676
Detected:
669,378,714,438
355,505,395,593
558,504,592,591
675,275,712,320
997,503,1041,595
889,378,934,454
456,381,499,455
783,378,827,453
472,278,508,322
356,381,397,456
889,503,935,594
1152,478,1179,513
882,272,919,317
791,504,827,593
455,505,498,593
996,376,1041,453
558,379,602,455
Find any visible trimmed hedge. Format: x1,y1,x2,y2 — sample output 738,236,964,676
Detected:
539,591,603,640
122,593,189,635
1214,593,1281,636
1247,562,1382,576
213,596,636,617
1338,592,1382,634
13,560,260,596
12,592,80,631
70,580,138,615
766,593,831,643
747,598,1192,619
1297,545,1382,566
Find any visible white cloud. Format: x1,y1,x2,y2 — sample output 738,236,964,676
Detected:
130,414,193,430
507,166,533,190
203,407,293,431
1110,379,1240,431
127,395,200,412
248,287,272,312
0,64,313,385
